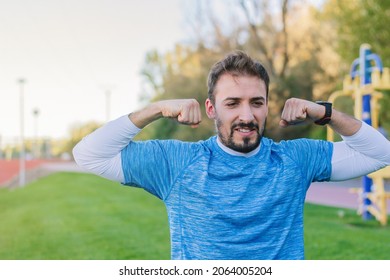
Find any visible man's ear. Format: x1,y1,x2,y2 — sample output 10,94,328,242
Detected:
205,98,216,119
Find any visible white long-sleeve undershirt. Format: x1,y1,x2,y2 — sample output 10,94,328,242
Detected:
72,115,390,183
331,122,390,180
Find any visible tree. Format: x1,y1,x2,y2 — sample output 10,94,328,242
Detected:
322,0,390,67
139,0,342,141
137,45,218,141
58,121,102,158
236,0,343,140
322,0,390,135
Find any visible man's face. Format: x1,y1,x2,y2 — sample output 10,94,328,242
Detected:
206,73,268,153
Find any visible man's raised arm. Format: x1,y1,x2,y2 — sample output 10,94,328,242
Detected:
72,99,202,182
279,98,390,180
130,99,201,128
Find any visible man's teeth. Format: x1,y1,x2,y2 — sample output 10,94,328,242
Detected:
238,128,251,132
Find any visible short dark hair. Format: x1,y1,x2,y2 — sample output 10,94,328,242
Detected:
207,51,270,104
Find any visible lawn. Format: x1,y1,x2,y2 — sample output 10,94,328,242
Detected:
1,172,389,260
0,172,170,260
304,203,390,259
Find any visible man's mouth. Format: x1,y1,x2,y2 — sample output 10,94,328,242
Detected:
232,123,259,136
236,127,255,133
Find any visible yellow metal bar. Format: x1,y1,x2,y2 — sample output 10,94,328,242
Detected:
367,206,383,225
327,66,389,225
354,88,363,120
370,91,383,129
371,68,381,88
367,166,390,226
368,166,390,179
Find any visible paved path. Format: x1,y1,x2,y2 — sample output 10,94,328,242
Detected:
306,179,361,210
307,179,390,213
0,159,83,188
39,161,84,173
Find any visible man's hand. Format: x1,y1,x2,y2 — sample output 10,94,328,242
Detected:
129,99,202,129
158,99,202,128
279,97,361,136
279,98,325,127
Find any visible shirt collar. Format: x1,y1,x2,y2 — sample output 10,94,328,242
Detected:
216,136,261,158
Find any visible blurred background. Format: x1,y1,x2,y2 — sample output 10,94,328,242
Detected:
0,0,389,161
1,0,390,260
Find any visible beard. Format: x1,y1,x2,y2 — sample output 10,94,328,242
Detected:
216,118,266,153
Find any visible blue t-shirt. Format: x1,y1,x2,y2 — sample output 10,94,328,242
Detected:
121,136,333,260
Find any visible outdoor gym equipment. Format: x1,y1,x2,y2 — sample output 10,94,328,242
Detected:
327,44,390,225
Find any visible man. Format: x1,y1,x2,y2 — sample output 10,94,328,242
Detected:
73,51,390,260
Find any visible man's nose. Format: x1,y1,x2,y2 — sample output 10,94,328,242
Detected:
239,105,255,122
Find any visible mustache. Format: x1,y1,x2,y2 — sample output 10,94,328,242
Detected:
231,122,259,131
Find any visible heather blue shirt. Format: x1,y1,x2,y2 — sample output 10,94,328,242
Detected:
121,136,332,260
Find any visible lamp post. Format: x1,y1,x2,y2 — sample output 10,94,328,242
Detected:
18,78,26,187
33,108,40,159
100,85,115,122
105,89,111,122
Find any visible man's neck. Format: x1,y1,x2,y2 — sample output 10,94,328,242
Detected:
216,137,261,158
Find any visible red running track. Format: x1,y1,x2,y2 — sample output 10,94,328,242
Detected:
0,159,54,186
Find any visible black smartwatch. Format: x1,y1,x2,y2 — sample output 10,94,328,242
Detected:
314,101,332,125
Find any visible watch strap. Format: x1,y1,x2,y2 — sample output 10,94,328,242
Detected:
314,101,332,125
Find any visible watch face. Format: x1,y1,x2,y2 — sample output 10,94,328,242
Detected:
316,101,331,105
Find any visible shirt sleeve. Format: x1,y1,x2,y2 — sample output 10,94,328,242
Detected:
121,140,200,200
72,115,141,182
330,122,390,181
283,139,333,184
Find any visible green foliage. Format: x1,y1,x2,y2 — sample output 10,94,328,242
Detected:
267,59,324,140
138,45,218,141
321,0,390,134
138,2,340,141
58,121,102,158
379,93,390,137
323,0,390,67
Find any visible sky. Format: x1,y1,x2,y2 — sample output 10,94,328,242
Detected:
0,0,188,143
0,0,325,145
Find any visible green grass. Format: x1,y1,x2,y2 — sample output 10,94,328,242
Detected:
1,172,390,259
304,203,390,259
0,173,170,260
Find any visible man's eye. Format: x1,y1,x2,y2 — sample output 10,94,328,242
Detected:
252,102,263,107
226,103,238,107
